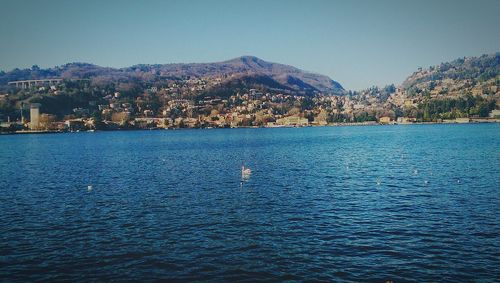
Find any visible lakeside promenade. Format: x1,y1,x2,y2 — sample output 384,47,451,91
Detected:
1,119,498,135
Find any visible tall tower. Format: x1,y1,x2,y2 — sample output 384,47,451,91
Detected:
20,102,25,124
30,103,41,130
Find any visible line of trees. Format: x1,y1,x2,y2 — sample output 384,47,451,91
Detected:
417,93,496,121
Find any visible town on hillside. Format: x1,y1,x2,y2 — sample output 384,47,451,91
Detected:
0,82,498,133
0,54,499,133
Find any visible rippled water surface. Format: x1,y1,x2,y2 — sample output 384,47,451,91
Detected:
1,124,499,281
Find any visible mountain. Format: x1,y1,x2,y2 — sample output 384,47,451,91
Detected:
402,53,499,97
0,56,344,95
217,56,343,94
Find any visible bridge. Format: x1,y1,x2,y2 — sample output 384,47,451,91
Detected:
8,78,63,89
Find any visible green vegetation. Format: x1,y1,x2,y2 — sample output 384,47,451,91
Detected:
404,53,499,88
418,93,496,121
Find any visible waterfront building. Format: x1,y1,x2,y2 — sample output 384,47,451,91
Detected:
65,119,86,131
30,103,41,130
378,116,391,124
489,109,500,118
276,116,309,127
397,117,417,124
455,118,470,123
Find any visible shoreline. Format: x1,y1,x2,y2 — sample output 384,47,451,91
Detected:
1,119,498,136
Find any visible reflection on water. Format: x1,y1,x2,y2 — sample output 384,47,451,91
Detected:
0,124,499,281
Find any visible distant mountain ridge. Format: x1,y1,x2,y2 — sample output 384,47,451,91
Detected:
0,56,345,95
0,52,498,125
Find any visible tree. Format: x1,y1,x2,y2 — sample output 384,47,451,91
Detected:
91,110,102,123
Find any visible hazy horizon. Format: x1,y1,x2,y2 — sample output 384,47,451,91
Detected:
1,0,499,90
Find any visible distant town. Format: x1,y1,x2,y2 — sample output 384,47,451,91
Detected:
1,80,498,134
0,54,498,133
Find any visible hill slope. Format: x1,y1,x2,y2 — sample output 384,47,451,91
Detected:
402,53,499,97
0,56,344,95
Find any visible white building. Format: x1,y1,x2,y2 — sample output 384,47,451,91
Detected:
30,103,41,130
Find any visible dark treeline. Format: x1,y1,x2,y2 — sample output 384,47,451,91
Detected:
417,93,496,121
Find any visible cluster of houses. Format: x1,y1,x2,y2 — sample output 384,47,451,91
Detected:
1,76,499,132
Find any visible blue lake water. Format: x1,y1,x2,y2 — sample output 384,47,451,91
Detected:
0,124,499,281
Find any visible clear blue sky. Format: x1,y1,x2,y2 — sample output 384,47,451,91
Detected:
0,0,499,90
